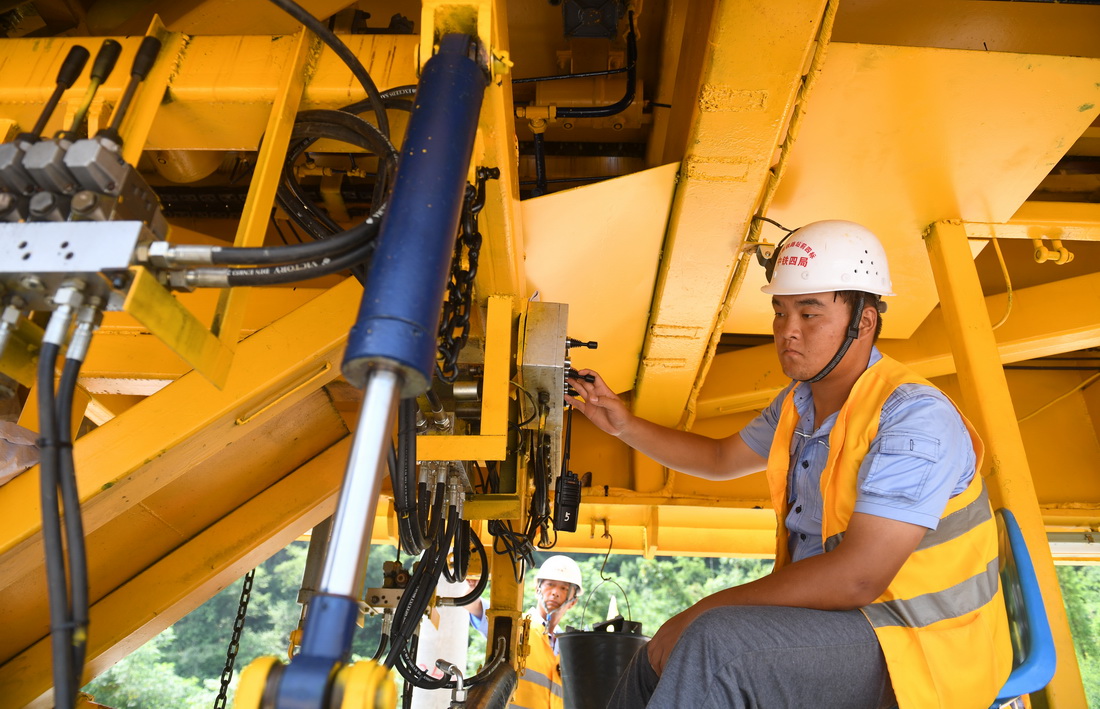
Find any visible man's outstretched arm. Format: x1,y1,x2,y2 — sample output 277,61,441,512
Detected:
567,369,766,481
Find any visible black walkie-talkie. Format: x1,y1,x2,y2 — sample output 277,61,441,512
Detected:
554,469,582,533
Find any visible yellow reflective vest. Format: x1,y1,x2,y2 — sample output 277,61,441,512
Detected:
764,354,1012,709
510,611,564,709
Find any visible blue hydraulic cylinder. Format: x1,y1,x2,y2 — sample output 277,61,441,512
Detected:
274,594,360,709
343,34,489,397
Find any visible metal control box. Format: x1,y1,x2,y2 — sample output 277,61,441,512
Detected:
520,301,569,486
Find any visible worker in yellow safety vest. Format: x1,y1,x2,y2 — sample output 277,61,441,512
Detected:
567,220,1012,709
466,555,583,709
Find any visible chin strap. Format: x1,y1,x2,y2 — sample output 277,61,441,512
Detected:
800,292,865,384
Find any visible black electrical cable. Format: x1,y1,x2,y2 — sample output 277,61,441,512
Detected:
56,355,89,686
37,342,75,708
265,0,390,138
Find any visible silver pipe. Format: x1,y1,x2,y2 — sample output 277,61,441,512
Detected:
320,367,402,596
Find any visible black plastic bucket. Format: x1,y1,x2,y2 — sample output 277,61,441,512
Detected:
557,616,649,709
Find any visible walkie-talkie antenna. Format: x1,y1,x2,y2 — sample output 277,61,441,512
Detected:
100,36,162,145
27,44,89,141
64,39,122,140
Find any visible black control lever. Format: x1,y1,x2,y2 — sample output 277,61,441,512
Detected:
64,39,122,140
100,36,162,144
566,338,598,350
567,368,595,383
25,44,90,142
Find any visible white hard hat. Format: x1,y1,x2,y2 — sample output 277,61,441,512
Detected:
760,220,895,297
535,555,583,595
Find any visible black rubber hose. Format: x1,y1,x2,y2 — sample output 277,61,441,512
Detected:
222,240,375,287
448,532,488,607
532,132,548,196
210,212,380,266
265,0,390,137
275,110,398,240
37,342,75,708
385,513,457,668
56,355,89,685
555,11,637,119
397,398,427,554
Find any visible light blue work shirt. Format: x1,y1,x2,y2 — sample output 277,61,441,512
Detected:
739,348,975,562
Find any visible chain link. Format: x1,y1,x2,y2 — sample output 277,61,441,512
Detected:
437,166,499,382
213,568,256,709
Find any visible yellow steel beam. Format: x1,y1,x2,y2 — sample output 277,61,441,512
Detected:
119,20,186,166
0,34,419,151
0,437,357,708
0,276,360,564
520,163,678,393
632,0,828,437
121,267,234,386
1013,201,1100,227
697,270,1100,418
924,221,1086,708
469,0,525,301
210,27,313,349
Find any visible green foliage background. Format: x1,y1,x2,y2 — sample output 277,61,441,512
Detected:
82,543,1100,708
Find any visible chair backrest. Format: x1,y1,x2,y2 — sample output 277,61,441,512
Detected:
993,508,1057,704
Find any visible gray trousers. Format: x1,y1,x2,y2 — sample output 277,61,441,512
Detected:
606,606,896,709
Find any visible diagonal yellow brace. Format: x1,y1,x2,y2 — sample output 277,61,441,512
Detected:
122,266,233,387
924,220,1087,709
120,19,187,167
211,27,315,346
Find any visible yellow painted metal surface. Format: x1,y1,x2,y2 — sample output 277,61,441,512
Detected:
210,27,313,348
924,221,1086,709
633,0,828,431
121,266,234,386
698,270,1100,418
521,163,678,392
725,43,1100,339
0,0,1099,703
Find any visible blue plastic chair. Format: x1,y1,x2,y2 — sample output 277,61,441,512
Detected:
991,508,1058,708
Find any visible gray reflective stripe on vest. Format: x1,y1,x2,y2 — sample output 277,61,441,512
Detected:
515,667,563,697
824,485,991,553
863,556,1000,628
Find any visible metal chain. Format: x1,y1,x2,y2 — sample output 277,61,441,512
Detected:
214,568,256,709
436,166,499,382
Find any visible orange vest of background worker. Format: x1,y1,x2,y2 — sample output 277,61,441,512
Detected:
767,354,1012,707
507,556,583,709
464,556,585,703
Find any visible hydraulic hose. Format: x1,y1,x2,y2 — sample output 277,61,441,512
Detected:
214,240,376,287
394,398,427,554
37,341,75,708
209,210,382,266
554,11,637,119
57,355,89,683
446,533,488,607
266,0,390,137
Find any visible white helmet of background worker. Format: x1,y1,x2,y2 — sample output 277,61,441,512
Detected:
760,219,895,297
535,555,583,597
